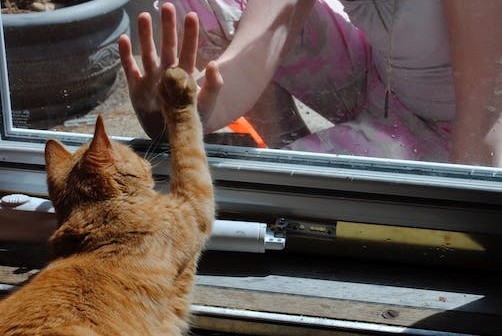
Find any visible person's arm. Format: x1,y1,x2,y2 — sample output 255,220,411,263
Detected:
203,0,316,133
443,0,502,166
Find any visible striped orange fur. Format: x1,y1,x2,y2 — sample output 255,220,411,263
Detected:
0,67,214,335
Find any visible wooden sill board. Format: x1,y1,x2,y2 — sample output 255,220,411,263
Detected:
1,245,501,335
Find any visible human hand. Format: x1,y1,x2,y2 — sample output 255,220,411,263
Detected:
118,3,223,141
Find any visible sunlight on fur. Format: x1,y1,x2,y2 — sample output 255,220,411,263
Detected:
0,67,214,335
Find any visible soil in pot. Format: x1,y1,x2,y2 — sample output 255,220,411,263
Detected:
2,0,131,129
1,0,85,13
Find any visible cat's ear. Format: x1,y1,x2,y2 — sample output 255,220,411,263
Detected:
84,114,115,168
45,139,72,175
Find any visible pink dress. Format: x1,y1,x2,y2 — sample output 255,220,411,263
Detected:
159,0,455,162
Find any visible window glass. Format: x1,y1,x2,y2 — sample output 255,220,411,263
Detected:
1,0,144,140
1,0,501,169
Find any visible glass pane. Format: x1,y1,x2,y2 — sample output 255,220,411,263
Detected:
1,0,145,138
1,1,502,168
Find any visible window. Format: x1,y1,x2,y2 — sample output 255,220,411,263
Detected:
1,1,502,335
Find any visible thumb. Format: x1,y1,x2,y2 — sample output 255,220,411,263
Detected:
197,61,224,127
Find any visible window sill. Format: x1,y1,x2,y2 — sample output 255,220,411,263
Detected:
1,246,500,335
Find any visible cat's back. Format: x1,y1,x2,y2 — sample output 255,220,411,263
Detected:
0,251,183,336
0,65,214,335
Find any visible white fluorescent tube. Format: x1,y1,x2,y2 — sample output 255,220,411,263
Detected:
0,194,285,253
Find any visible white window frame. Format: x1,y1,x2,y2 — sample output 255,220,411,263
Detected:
1,7,502,336
1,5,502,236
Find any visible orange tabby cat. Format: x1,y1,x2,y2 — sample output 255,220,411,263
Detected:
0,67,214,335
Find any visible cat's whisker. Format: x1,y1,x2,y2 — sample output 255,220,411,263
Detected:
144,122,168,161
144,122,166,160
2,66,214,336
148,149,168,162
144,139,159,162
148,151,169,168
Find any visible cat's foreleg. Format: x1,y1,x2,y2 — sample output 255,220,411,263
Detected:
158,67,214,235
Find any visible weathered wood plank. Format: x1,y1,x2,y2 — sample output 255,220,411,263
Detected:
1,246,501,335
193,286,499,335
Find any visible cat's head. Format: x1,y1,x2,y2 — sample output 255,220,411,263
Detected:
45,114,154,223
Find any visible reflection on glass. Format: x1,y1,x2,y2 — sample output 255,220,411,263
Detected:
1,0,143,136
2,0,502,167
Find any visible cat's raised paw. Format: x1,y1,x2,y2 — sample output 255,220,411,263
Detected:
158,67,197,109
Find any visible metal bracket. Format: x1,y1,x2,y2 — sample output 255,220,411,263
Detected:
273,217,337,241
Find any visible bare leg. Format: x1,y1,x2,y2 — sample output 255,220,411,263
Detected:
243,82,310,149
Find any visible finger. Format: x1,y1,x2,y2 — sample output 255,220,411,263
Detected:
160,2,177,69
198,61,223,125
118,34,141,83
138,12,159,75
178,12,199,73
203,61,224,93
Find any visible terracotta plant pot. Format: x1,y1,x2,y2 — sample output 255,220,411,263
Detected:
2,0,130,128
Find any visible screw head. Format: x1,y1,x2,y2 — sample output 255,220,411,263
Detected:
382,309,400,319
